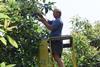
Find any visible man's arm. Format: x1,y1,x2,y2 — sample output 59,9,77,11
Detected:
37,14,53,30
41,19,53,30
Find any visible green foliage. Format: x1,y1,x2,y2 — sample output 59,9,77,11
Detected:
0,13,10,19
6,35,18,48
0,62,16,67
8,0,16,7
0,0,54,67
63,16,100,67
0,36,7,45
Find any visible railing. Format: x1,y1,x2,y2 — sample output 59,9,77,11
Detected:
38,35,77,67
49,35,73,48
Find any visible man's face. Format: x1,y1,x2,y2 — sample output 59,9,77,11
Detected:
53,10,60,18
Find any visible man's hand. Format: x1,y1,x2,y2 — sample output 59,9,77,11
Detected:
36,13,53,30
36,13,46,22
38,17,46,22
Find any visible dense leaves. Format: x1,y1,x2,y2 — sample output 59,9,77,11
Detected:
0,62,15,67
0,0,53,67
63,16,100,67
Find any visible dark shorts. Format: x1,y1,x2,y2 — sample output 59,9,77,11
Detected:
50,40,63,58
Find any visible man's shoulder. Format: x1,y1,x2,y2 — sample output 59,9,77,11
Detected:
55,18,63,22
55,19,63,25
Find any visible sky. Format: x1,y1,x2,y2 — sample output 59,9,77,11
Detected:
46,0,100,35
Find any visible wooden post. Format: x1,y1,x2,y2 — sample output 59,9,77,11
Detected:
39,40,49,67
71,37,77,67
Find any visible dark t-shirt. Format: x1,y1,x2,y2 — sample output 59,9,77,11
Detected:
48,18,63,37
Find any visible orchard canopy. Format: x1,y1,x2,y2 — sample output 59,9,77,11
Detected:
0,0,100,67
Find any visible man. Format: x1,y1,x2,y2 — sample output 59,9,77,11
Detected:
38,8,64,67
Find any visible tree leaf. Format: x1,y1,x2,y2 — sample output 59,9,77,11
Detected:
0,29,5,33
0,62,6,67
0,13,10,19
0,37,7,45
6,64,16,67
7,35,18,48
6,26,17,31
8,0,16,7
4,20,10,29
43,0,45,3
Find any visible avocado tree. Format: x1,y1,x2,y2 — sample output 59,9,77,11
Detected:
71,16,100,67
63,16,100,67
0,0,54,67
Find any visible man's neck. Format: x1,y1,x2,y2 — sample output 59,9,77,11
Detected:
55,18,60,20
